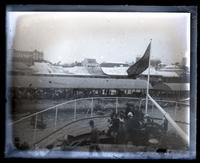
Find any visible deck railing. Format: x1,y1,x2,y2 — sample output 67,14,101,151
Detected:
7,96,189,149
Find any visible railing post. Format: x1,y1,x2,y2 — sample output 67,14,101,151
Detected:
174,102,177,121
74,99,77,120
33,114,38,147
151,101,154,113
54,107,58,130
174,102,178,137
139,99,143,111
145,40,151,115
91,98,93,117
148,94,189,145
116,97,118,114
145,96,149,115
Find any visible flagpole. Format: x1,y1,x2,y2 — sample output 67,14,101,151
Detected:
145,39,152,115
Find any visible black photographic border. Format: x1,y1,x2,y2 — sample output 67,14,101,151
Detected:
0,3,198,160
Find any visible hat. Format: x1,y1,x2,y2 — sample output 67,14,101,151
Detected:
127,112,133,117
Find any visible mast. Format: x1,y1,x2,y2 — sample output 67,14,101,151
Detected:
145,39,152,115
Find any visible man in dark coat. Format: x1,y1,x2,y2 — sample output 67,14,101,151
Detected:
89,120,101,152
125,112,140,144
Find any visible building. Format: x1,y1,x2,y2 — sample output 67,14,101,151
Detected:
136,57,161,67
157,63,166,69
181,57,187,67
159,65,184,73
82,58,100,67
150,59,161,67
12,49,44,66
32,49,44,62
100,62,129,67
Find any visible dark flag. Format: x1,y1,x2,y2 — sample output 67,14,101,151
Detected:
127,40,151,78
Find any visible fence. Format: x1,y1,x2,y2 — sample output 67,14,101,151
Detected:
8,96,189,149
139,97,189,124
144,95,189,145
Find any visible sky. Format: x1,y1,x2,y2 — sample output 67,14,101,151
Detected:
7,12,190,66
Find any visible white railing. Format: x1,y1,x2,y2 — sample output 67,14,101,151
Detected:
139,97,189,123
9,97,141,147
9,96,141,126
147,94,189,145
8,96,189,148
33,115,110,149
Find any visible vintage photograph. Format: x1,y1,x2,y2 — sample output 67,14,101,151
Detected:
6,10,192,158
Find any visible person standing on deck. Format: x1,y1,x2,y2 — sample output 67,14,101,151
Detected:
89,120,101,152
125,111,140,144
116,111,126,144
125,103,132,119
163,117,168,134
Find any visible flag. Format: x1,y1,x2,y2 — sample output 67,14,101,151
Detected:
127,41,151,78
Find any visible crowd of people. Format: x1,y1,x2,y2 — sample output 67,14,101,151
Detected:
12,102,169,151
11,88,73,99
10,87,146,100
106,103,169,146
107,104,145,145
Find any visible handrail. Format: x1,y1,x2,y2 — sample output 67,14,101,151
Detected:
139,98,189,111
8,95,190,149
33,115,110,148
9,96,189,126
148,94,189,145
148,116,190,125
33,114,189,149
9,96,141,125
8,100,74,125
